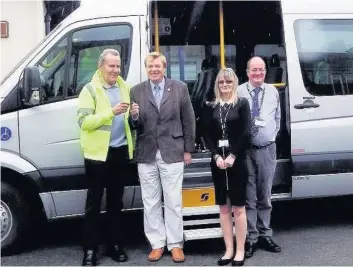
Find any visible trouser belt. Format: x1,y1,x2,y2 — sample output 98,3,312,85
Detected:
250,141,275,150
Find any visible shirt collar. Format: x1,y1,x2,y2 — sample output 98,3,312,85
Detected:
102,82,118,90
248,82,265,91
220,99,233,106
150,77,165,90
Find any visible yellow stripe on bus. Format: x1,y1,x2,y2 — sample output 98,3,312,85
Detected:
182,187,216,207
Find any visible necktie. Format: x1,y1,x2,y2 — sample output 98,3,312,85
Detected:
153,85,162,108
222,103,230,119
250,87,261,136
220,103,230,138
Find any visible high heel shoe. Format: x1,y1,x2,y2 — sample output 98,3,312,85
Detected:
231,252,245,266
217,253,234,266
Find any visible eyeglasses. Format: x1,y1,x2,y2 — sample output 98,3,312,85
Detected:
218,80,233,85
249,68,266,73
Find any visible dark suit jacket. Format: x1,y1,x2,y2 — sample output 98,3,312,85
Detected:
130,78,196,163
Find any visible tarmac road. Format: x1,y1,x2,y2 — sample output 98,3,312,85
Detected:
2,195,353,266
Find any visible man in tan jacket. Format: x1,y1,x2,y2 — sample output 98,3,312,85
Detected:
129,51,195,263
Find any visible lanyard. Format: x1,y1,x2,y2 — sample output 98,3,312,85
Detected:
219,103,231,138
247,82,265,115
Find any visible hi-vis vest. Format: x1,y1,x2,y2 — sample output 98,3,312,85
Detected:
77,74,134,161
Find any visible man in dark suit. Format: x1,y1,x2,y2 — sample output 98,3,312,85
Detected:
129,51,195,263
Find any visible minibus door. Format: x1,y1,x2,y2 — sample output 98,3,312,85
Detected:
281,0,353,198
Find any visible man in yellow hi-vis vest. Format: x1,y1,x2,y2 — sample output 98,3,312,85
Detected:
77,49,134,266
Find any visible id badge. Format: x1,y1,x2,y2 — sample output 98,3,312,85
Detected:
218,139,229,148
255,118,266,127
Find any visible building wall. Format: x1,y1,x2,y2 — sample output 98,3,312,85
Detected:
1,0,45,80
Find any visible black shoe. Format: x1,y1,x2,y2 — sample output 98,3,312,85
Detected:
245,241,257,258
106,245,128,262
217,253,234,266
232,259,245,266
82,249,98,266
232,253,245,266
258,237,281,253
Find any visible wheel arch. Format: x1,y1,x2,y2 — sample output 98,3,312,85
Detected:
0,150,55,220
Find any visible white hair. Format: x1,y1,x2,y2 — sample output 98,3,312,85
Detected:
98,49,120,67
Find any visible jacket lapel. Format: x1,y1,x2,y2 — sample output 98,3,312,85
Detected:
160,78,173,108
145,80,158,110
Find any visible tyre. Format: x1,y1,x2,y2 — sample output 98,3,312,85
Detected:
1,182,29,253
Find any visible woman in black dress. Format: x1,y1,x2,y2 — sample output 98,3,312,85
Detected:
202,68,251,266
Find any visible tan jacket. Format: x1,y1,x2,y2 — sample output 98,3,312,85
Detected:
130,78,195,163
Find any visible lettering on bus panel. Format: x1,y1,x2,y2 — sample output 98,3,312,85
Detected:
292,176,310,181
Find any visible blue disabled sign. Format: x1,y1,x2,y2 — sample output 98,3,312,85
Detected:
1,127,12,141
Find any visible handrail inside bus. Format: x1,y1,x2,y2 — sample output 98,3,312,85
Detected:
219,1,225,69
151,0,286,90
154,0,159,52
272,83,286,87
272,83,287,89
39,50,65,68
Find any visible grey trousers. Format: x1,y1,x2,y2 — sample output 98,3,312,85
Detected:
245,143,277,242
138,150,184,251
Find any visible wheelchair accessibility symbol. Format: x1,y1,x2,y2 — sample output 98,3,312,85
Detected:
1,127,12,141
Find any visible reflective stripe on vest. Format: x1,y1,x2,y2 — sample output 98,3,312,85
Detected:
77,108,94,127
77,83,99,128
98,125,111,131
86,83,96,107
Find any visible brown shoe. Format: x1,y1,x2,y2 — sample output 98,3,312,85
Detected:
148,248,164,262
171,248,185,263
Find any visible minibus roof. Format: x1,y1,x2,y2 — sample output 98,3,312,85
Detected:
281,0,353,14
64,0,148,27
77,0,352,19
73,0,352,27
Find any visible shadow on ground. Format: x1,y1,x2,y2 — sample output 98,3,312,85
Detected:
4,195,353,257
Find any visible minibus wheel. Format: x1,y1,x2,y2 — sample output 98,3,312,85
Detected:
1,182,29,254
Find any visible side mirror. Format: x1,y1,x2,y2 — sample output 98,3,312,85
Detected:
22,66,43,106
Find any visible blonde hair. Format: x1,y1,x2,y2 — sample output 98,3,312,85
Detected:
144,51,167,68
214,68,239,106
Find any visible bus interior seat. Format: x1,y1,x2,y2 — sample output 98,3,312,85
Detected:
342,72,353,94
266,54,283,84
330,73,345,95
191,56,218,119
191,58,209,103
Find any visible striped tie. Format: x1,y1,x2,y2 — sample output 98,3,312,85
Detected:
153,85,162,108
250,87,261,136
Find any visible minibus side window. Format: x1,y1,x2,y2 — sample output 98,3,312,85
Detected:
294,19,353,96
35,37,68,103
68,24,132,96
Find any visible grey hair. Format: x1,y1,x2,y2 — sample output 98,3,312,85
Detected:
98,49,120,67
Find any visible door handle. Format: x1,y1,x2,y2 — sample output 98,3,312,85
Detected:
294,99,320,109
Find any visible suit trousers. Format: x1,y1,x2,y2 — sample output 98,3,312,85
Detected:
82,145,129,250
245,143,277,242
138,150,184,251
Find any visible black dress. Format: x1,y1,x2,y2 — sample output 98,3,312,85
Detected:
202,97,251,206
